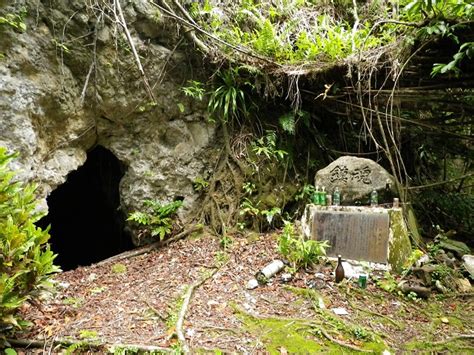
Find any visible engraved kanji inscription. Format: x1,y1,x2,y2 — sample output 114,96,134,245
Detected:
329,165,372,184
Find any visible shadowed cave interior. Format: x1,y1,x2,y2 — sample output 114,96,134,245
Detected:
37,145,134,271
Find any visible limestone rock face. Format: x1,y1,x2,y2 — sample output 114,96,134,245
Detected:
314,156,397,205
0,16,94,210
0,0,217,231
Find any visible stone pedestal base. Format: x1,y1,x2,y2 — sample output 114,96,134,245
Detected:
302,205,412,272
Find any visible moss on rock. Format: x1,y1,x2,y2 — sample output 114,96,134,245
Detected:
388,209,412,273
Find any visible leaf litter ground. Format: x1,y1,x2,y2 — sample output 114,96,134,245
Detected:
15,232,474,353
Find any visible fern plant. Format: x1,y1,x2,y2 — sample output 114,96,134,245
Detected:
0,147,59,331
251,130,288,161
278,221,329,269
127,199,183,241
239,198,282,231
181,80,206,101
253,19,282,57
190,0,396,64
278,110,310,134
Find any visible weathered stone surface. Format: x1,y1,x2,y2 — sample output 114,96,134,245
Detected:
314,156,396,205
302,205,411,271
398,281,431,299
311,209,390,263
462,255,474,278
439,238,471,258
454,278,472,293
387,209,413,273
412,265,436,286
0,16,95,204
0,0,218,242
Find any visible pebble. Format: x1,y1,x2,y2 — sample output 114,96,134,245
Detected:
246,278,259,290
332,307,349,315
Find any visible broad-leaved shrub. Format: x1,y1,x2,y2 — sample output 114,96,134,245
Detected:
0,147,59,330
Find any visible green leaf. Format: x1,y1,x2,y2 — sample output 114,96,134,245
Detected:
0,148,59,332
127,211,149,225
127,200,182,241
279,113,296,134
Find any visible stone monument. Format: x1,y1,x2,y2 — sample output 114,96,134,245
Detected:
314,156,397,205
303,157,411,272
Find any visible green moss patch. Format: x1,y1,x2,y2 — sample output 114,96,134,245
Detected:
238,313,323,354
388,209,412,273
404,337,474,353
234,296,388,354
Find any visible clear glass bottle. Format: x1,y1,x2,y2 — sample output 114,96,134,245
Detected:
393,197,400,208
370,189,378,207
333,187,341,206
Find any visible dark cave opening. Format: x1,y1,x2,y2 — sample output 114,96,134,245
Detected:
37,146,134,271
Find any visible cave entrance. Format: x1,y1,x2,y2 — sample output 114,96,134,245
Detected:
37,145,134,271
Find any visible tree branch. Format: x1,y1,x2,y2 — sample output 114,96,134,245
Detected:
6,338,173,353
152,0,281,67
113,0,156,101
406,173,474,190
95,225,203,266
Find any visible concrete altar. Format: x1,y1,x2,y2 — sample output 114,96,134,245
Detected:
302,205,412,272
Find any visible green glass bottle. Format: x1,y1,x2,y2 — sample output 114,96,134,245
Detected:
313,185,320,205
320,186,327,205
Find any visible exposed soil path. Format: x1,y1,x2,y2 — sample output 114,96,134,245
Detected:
13,232,474,353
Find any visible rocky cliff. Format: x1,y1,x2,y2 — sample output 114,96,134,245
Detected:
0,0,217,231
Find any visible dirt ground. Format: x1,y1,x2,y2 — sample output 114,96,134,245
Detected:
11,231,474,353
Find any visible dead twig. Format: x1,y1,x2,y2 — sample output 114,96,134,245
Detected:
156,0,210,54
201,325,243,335
113,0,156,101
431,334,474,345
406,173,474,190
144,300,168,322
346,298,403,330
95,225,203,266
319,328,373,353
152,0,281,67
176,267,221,353
6,338,173,353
